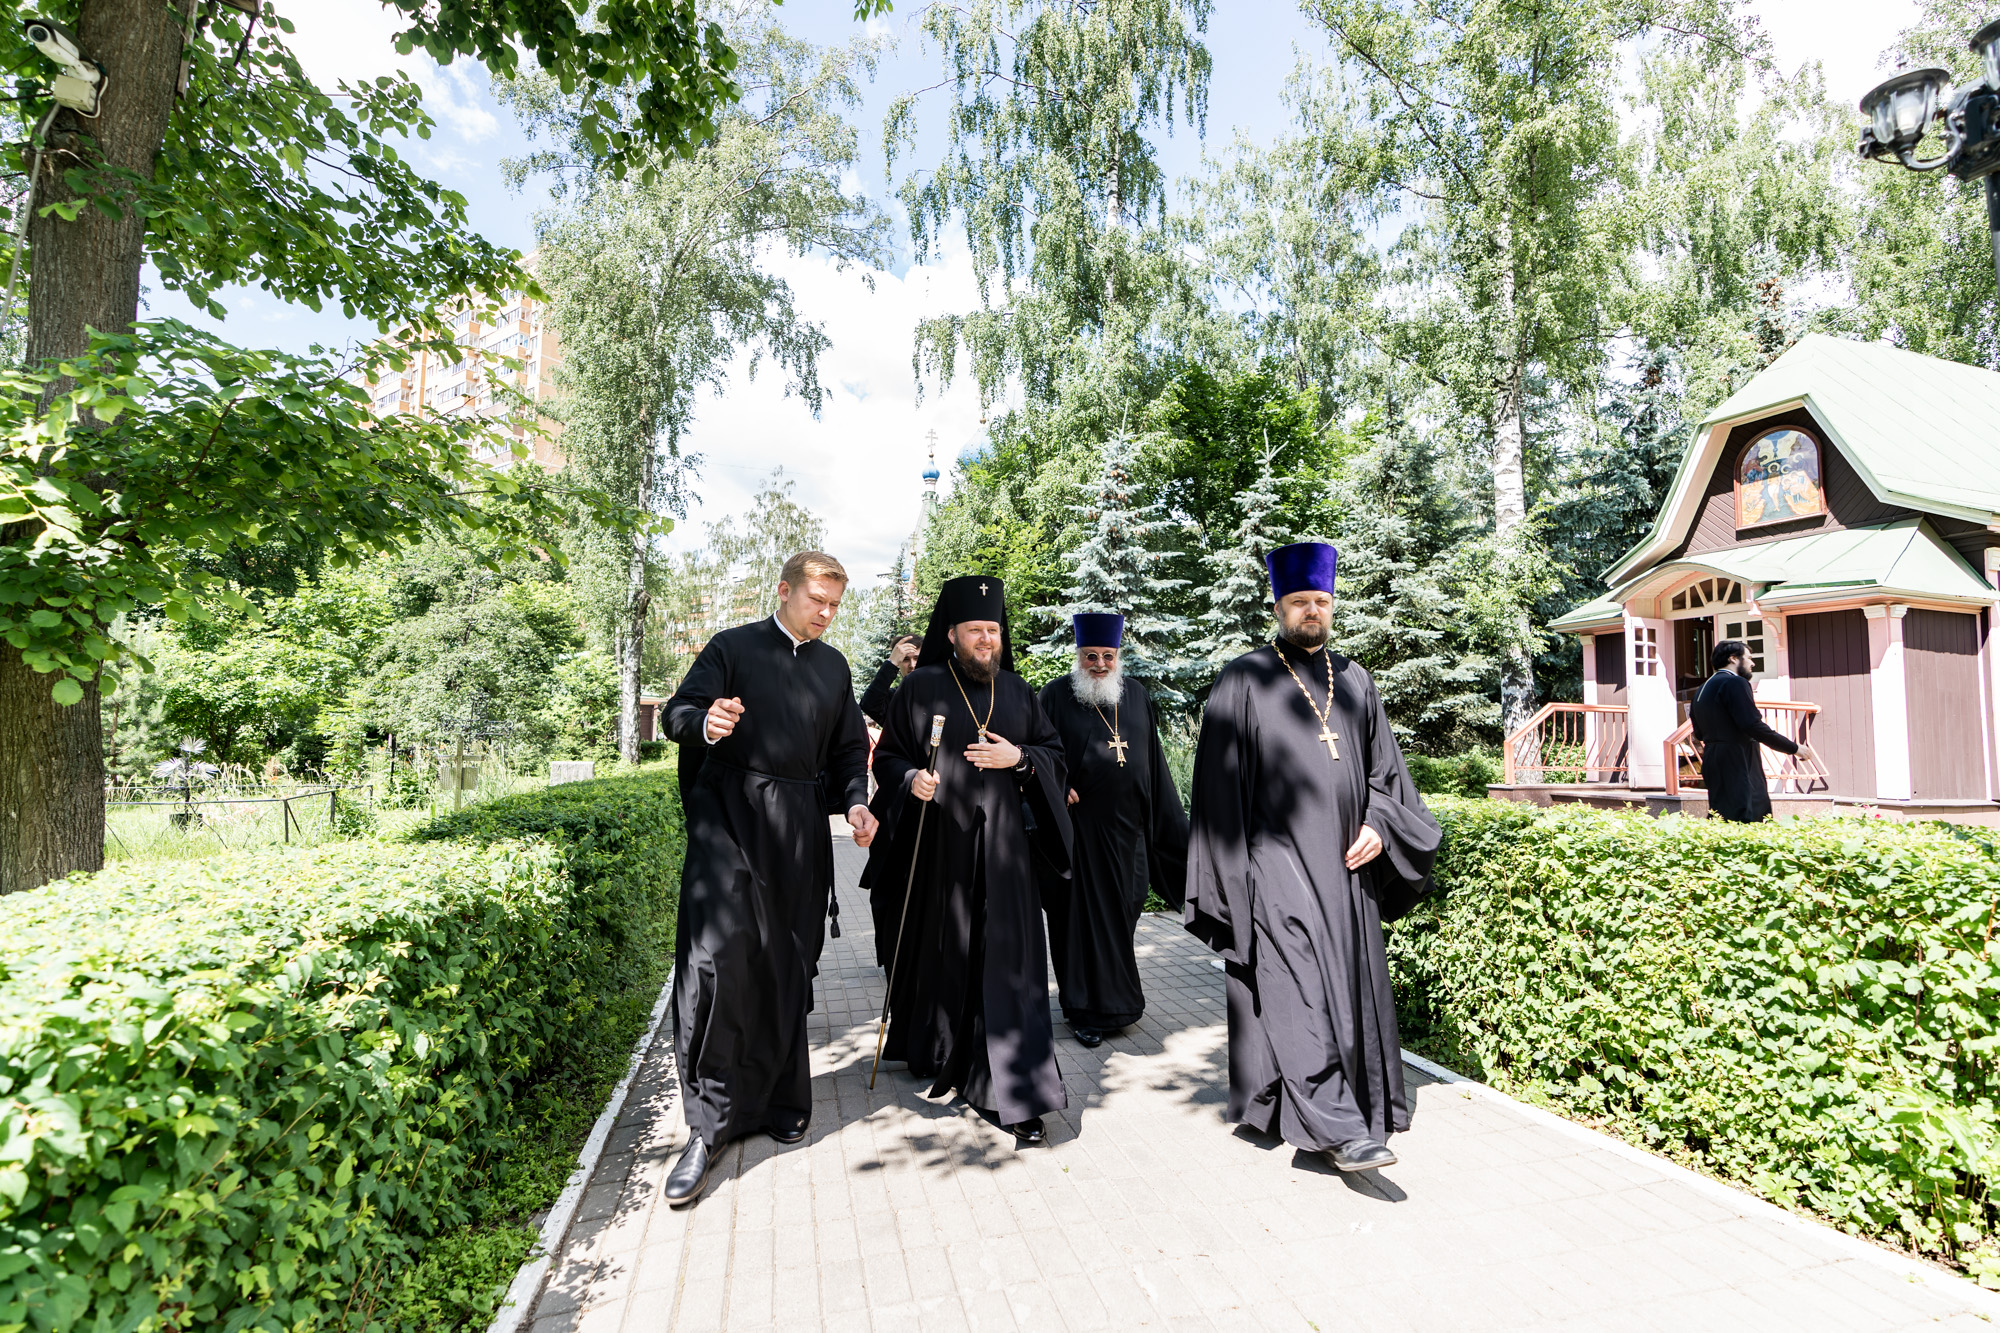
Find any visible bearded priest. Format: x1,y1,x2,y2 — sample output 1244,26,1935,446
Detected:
1184,542,1441,1174
1036,613,1188,1047
862,575,1072,1144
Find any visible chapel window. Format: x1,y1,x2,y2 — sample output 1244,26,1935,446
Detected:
1735,427,1825,529
1632,626,1659,677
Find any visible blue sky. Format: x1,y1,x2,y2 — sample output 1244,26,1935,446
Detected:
147,0,1916,581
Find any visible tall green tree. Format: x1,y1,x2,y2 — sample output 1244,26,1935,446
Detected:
1300,0,1744,733
0,0,881,892
517,11,890,760
887,0,1213,427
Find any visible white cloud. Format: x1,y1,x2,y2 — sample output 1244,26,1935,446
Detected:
276,2,497,140
665,236,990,585
1751,0,1919,104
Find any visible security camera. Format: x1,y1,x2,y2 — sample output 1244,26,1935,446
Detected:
20,17,101,115
23,17,81,66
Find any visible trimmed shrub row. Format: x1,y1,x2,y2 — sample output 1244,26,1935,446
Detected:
0,770,681,1332
1394,798,2000,1277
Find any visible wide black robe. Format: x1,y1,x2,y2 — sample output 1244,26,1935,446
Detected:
1185,642,1440,1150
862,661,1072,1123
1690,668,1797,822
665,619,870,1148
1035,673,1189,1031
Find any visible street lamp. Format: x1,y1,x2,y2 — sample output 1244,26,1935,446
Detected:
1859,21,2000,290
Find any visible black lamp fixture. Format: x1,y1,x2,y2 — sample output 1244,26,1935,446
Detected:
1858,19,2000,288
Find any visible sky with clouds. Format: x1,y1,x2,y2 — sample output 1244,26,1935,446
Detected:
148,0,1918,584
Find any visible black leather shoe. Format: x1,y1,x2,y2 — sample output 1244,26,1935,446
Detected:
665,1137,711,1206
1007,1117,1046,1145
1328,1137,1397,1172
1072,1026,1102,1048
767,1109,809,1145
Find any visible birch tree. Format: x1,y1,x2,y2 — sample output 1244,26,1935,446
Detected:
517,8,890,760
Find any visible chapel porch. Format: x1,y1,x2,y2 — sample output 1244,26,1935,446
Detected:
1485,702,2000,826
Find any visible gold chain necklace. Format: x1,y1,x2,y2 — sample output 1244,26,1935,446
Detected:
1089,693,1129,766
948,658,997,739
1275,639,1342,763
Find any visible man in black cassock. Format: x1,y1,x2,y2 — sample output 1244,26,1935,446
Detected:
859,632,922,726
862,575,1072,1143
1691,637,1817,823
1185,541,1441,1173
660,552,878,1206
1036,611,1188,1047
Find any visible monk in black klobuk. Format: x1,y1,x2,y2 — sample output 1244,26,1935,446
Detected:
862,575,1072,1144
660,552,879,1206
1690,637,1818,823
1035,612,1188,1046
1184,541,1441,1174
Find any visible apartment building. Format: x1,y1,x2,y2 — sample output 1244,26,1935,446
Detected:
357,285,565,469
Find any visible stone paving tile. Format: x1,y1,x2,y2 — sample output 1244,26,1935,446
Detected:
508,841,2000,1332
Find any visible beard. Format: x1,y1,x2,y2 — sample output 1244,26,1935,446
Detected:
1281,618,1330,650
1070,664,1124,708
955,649,997,684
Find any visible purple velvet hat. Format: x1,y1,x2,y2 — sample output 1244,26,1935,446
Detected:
1072,612,1124,648
1265,541,1339,599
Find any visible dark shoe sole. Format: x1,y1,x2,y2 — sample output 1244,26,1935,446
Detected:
665,1176,708,1208
767,1126,807,1145
1330,1149,1398,1173
1072,1030,1102,1047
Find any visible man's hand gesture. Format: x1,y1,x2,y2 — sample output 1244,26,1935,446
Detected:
965,731,1022,771
705,697,744,742
911,768,940,802
847,804,878,848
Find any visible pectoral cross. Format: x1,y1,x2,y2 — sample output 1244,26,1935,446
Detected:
1107,735,1129,765
1318,726,1341,762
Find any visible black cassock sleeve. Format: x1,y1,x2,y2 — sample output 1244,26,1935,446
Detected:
1143,693,1190,910
1724,673,1798,754
1357,672,1443,923
1017,688,1074,877
1183,665,1250,962
858,660,901,726
665,634,732,796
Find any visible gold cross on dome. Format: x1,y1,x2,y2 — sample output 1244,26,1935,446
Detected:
1318,726,1341,762
979,582,988,594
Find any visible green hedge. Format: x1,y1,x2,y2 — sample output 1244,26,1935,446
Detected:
0,771,681,1332
1394,798,2000,1275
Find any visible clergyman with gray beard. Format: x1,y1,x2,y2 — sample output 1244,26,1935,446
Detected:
1182,541,1442,1177
1034,613,1188,1047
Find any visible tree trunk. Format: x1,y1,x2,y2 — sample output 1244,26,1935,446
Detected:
1490,219,1538,739
1,0,193,893
616,444,658,765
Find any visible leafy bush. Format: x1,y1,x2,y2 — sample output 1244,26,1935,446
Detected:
1393,799,2000,1272
0,772,682,1331
1405,750,1499,797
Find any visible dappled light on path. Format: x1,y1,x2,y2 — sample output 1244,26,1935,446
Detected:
515,843,2000,1332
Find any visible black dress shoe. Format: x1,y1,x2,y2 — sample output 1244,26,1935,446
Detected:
1328,1137,1397,1172
1072,1026,1102,1048
665,1137,711,1206
767,1109,809,1145
1007,1117,1046,1145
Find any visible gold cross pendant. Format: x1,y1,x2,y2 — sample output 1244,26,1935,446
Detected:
1107,735,1129,765
1318,726,1341,762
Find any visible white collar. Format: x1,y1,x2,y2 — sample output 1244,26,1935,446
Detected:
771,614,805,655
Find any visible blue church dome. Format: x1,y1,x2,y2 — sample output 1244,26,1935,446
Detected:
922,466,941,481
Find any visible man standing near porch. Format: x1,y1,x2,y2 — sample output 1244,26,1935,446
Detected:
1691,639,1818,823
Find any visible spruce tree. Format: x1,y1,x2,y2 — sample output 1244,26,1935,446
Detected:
1328,430,1500,754
1191,445,1289,681
1040,431,1190,697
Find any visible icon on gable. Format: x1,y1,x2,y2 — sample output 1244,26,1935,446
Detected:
1735,427,1826,529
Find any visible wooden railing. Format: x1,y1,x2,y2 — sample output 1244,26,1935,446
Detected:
1502,703,1631,784
1663,701,1829,797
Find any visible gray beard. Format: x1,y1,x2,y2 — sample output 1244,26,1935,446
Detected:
1282,620,1330,650
955,651,997,684
1070,665,1124,708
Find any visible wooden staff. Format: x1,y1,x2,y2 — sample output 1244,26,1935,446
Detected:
871,713,946,1090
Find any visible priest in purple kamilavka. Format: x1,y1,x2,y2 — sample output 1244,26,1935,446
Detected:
1184,541,1441,1173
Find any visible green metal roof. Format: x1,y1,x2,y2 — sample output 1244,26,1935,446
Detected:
1699,335,2000,515
1603,335,2000,588
1548,595,1625,633
1596,519,1992,618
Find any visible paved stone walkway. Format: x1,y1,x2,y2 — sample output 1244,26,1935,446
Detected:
518,843,1999,1331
